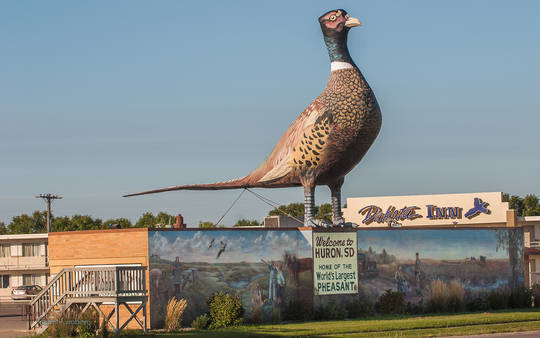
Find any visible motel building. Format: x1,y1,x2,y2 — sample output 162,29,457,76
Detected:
5,191,540,333
0,233,49,301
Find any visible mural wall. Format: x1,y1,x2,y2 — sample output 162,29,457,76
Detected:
356,229,524,304
148,228,523,328
148,229,313,328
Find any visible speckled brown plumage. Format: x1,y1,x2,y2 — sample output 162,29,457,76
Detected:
125,9,381,227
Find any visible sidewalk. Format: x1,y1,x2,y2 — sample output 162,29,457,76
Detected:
0,302,30,338
451,331,540,338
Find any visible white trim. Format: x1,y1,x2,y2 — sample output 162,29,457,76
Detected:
331,61,353,71
0,233,48,240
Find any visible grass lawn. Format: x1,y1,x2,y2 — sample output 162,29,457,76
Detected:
122,308,540,337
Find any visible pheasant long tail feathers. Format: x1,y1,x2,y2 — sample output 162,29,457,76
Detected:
123,176,253,197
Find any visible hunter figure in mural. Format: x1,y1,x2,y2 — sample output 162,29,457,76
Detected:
395,265,407,294
261,259,278,302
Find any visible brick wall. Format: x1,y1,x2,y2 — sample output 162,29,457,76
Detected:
49,228,150,330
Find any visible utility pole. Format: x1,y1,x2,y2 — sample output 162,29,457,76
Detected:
35,194,63,233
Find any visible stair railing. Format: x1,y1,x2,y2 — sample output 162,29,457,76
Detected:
28,266,147,329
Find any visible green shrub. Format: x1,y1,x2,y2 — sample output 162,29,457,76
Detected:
78,308,99,337
488,290,509,310
532,284,540,307
191,314,210,329
284,299,313,321
406,300,425,314
346,297,374,318
208,291,244,328
375,289,405,314
315,300,347,320
466,296,490,312
46,306,98,337
508,286,532,308
97,316,109,338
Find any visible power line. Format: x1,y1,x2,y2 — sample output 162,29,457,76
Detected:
35,194,63,233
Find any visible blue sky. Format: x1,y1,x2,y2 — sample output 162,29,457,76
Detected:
1,1,539,226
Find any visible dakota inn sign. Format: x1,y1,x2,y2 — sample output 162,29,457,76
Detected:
342,192,510,227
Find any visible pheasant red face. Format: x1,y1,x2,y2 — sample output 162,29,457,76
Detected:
322,10,347,32
320,9,361,32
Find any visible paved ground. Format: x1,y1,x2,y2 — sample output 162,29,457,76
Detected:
0,301,31,338
451,331,540,338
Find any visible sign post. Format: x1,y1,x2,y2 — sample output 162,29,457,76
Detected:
312,231,358,295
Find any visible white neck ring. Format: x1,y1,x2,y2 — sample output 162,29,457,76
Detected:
331,61,353,71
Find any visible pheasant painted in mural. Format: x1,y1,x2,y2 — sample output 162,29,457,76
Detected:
125,9,382,227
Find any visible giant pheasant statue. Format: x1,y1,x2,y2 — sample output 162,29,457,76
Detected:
125,9,382,227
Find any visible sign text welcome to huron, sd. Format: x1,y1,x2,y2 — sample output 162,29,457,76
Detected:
312,231,358,295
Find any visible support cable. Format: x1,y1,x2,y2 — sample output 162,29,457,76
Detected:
245,188,304,225
214,189,246,226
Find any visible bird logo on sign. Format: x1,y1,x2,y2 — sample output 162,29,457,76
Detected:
464,198,490,219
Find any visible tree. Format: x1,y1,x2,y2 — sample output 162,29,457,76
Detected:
316,203,332,223
135,211,175,228
155,212,175,226
268,202,333,222
0,222,7,234
70,215,103,231
494,229,524,289
51,216,73,232
233,219,261,227
8,211,47,234
502,193,540,216
522,194,540,216
103,218,133,229
269,203,305,218
199,221,217,228
135,212,156,228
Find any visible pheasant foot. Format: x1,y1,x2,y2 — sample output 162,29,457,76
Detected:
305,218,331,228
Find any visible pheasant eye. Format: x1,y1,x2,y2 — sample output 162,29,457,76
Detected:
329,15,337,21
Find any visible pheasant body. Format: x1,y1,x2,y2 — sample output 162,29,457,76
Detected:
124,9,382,227
289,67,381,186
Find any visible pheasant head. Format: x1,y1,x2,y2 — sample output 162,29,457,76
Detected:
319,9,361,65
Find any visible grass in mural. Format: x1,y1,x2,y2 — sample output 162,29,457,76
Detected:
121,308,540,337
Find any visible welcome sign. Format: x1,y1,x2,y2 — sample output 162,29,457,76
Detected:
312,231,358,295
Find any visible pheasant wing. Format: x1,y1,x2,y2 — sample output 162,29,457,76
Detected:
258,100,329,183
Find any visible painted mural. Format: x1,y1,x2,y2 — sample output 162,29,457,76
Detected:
356,229,524,304
148,229,313,328
148,228,524,328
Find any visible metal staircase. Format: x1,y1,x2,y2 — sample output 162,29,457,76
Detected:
28,266,147,335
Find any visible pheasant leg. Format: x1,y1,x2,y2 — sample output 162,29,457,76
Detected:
329,178,345,226
303,185,316,227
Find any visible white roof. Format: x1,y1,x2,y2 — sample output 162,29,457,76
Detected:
0,233,48,240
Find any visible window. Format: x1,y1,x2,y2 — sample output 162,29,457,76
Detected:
23,274,41,286
0,244,10,257
0,275,9,288
22,243,40,257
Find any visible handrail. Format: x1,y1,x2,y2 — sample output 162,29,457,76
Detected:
28,266,147,329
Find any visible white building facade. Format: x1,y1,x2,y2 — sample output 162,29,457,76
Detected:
0,233,49,301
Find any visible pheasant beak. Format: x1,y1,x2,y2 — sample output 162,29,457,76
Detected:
344,17,362,28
